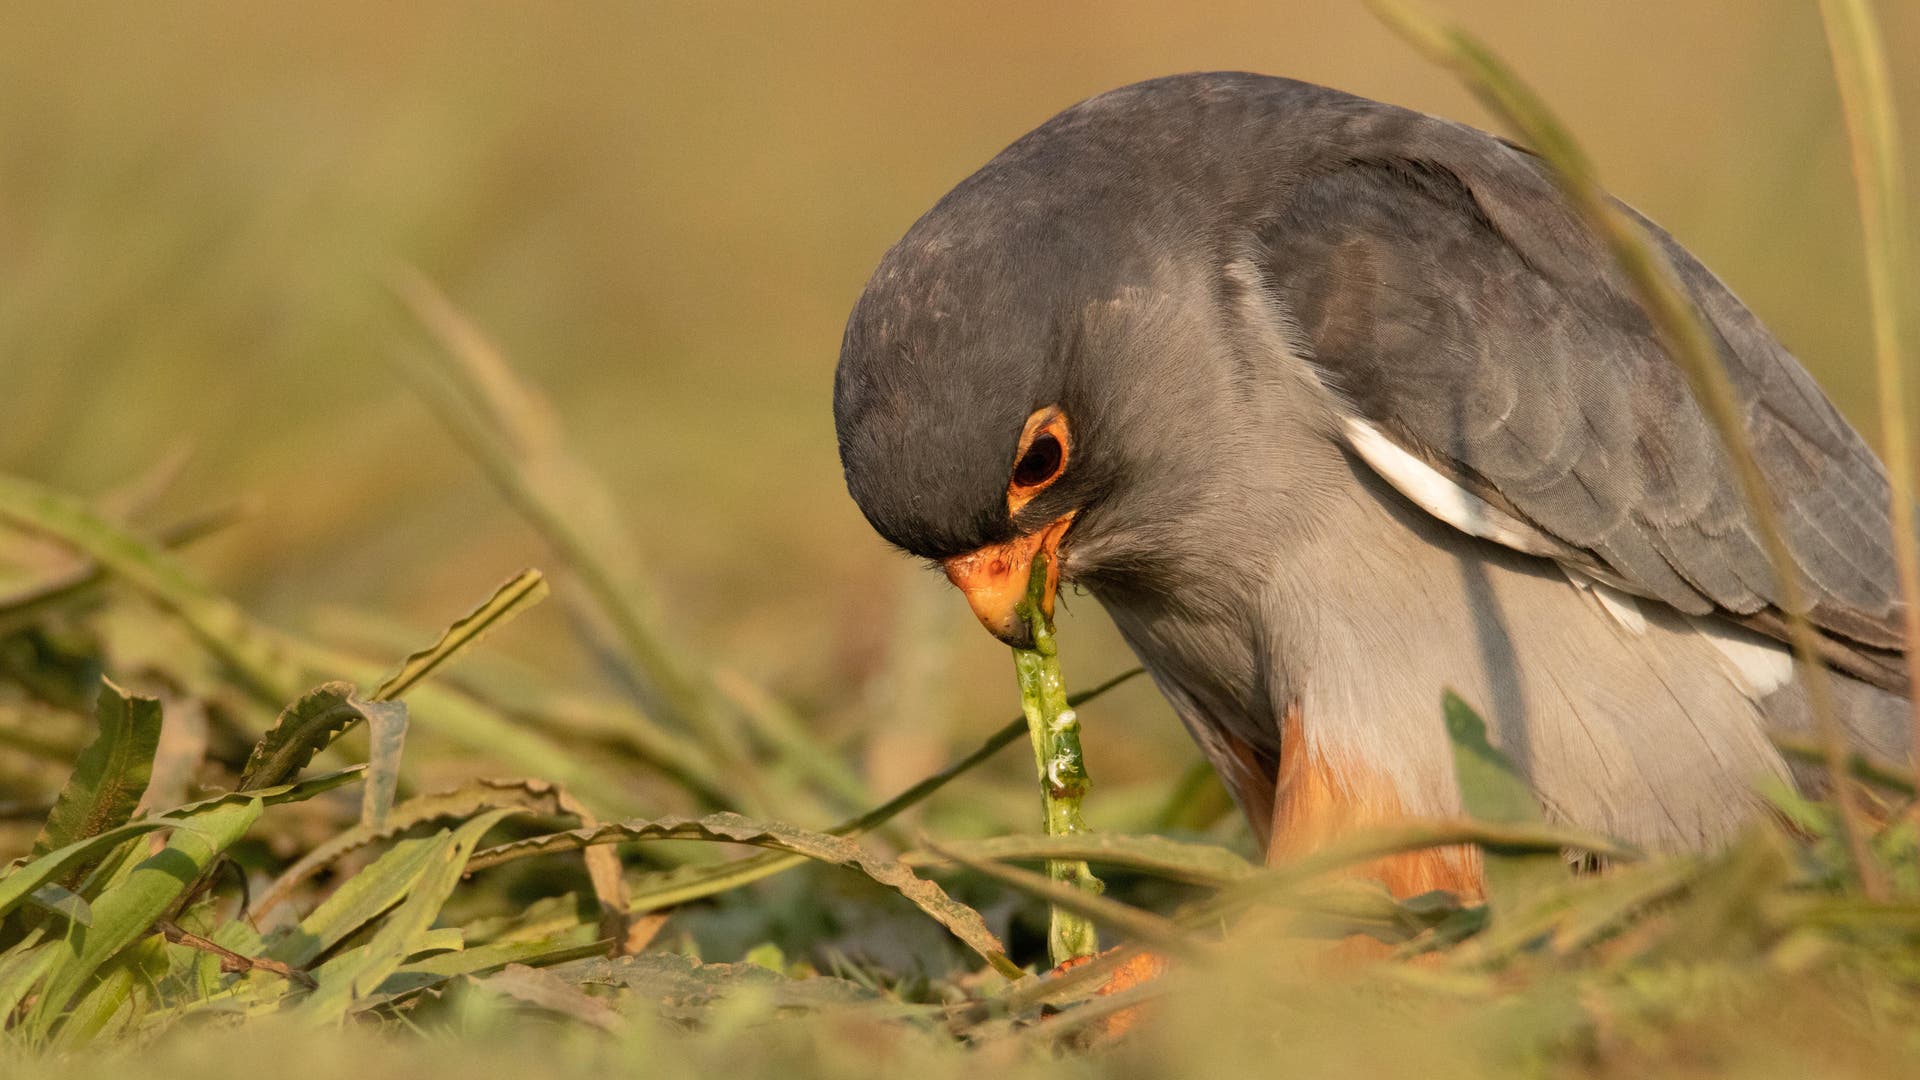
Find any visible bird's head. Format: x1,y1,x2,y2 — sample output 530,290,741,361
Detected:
833,77,1319,647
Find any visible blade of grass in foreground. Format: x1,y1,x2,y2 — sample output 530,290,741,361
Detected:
1012,552,1101,966
1365,0,1883,899
1816,0,1920,771
617,668,1141,920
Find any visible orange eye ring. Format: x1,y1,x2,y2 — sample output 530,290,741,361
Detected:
1007,406,1070,515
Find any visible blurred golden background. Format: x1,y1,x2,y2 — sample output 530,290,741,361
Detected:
3,1,1916,839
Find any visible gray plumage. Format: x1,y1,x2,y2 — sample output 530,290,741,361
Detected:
833,72,1911,853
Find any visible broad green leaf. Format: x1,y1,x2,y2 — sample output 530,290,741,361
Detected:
27,799,261,1034
371,568,548,701
31,679,164,881
0,819,173,920
264,835,446,968
466,811,1015,975
297,809,515,1023
366,931,609,1006
52,934,168,1049
0,942,60,1024
1442,690,1566,915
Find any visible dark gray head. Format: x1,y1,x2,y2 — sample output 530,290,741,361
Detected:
832,73,1356,641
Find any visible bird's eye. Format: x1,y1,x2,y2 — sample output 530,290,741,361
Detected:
1012,434,1065,490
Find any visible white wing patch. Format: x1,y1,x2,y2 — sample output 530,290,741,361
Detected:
1559,565,1649,634
1687,616,1796,697
1342,417,1565,559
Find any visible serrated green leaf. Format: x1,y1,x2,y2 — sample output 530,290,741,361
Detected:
31,679,164,884
371,568,547,701
239,682,382,791
466,811,1014,975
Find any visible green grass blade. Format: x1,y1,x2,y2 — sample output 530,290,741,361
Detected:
370,568,548,701
264,835,446,968
904,832,1257,887
387,272,710,740
0,474,304,704
617,669,1142,916
295,809,515,1022
1817,0,1920,764
30,679,164,884
923,839,1202,960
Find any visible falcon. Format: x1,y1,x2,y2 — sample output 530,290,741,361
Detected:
831,73,1911,896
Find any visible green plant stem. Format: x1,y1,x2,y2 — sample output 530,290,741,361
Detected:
1366,0,1884,899
1816,0,1920,779
1012,552,1102,966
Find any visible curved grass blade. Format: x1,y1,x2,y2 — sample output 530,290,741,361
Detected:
904,832,1257,888
387,271,708,739
370,569,548,701
239,682,384,791
165,765,366,816
0,473,304,704
1817,0,1920,764
256,777,601,916
466,811,1018,977
31,679,164,887
617,669,1143,916
922,839,1201,960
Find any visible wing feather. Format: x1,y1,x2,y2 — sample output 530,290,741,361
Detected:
1257,127,1907,681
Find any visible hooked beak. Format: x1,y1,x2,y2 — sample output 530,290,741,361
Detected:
940,512,1075,648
